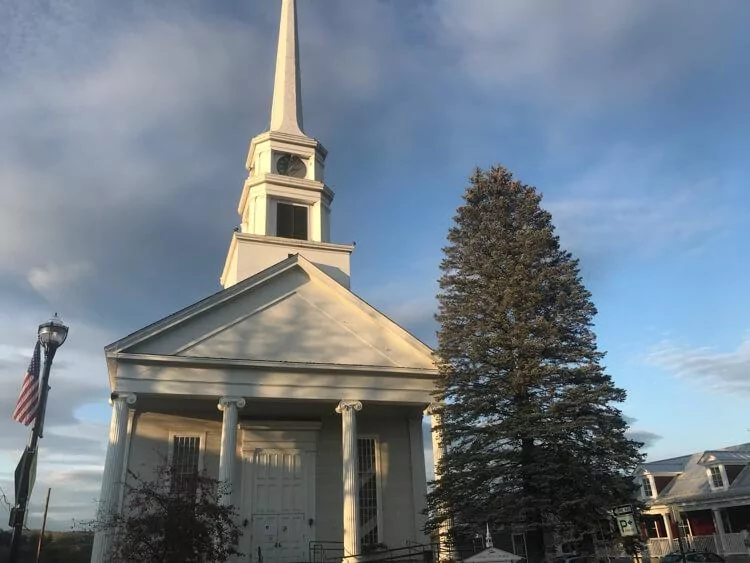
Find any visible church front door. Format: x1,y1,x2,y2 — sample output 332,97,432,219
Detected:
242,445,315,563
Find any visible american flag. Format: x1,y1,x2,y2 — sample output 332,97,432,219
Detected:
12,340,41,426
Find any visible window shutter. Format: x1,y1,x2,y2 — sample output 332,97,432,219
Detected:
293,205,308,240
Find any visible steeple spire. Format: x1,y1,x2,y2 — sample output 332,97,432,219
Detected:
270,0,304,136
222,0,353,290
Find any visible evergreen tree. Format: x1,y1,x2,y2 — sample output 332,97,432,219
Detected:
425,166,643,562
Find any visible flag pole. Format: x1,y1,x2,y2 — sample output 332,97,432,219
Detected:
35,487,51,563
8,316,68,563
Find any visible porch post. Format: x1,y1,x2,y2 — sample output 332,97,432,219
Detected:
408,412,429,544
117,409,137,513
218,396,246,506
712,508,726,554
662,512,674,544
425,403,454,562
336,400,363,562
91,392,137,563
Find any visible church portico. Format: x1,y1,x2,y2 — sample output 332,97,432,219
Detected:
102,396,430,562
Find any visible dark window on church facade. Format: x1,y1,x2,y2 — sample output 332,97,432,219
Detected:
358,437,379,546
276,202,308,240
171,435,201,495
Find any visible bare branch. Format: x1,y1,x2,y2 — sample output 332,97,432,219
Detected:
0,486,13,511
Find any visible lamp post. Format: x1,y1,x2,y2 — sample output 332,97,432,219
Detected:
8,314,68,563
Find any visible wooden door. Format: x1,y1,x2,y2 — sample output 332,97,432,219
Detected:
248,449,310,563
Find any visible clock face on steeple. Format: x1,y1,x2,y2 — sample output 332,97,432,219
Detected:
276,153,307,179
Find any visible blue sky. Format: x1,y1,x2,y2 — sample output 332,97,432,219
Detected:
1,0,749,529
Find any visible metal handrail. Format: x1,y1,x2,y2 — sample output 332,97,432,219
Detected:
309,540,436,563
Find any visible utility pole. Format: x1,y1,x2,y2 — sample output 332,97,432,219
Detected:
35,487,52,563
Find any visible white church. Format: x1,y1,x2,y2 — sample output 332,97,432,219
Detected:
90,1,444,562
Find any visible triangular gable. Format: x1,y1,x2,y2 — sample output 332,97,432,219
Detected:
465,548,523,563
109,255,435,371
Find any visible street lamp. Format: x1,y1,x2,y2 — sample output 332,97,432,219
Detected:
38,314,69,350
34,314,69,441
8,314,69,563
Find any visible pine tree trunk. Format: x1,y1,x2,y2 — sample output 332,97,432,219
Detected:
525,528,546,563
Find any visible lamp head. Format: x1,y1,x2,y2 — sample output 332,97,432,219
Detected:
38,313,69,350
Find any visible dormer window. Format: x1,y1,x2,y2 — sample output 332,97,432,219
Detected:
709,466,724,488
642,474,654,498
708,466,726,490
276,202,308,240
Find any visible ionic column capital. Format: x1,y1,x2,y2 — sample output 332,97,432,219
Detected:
109,392,137,406
218,396,246,411
336,400,362,414
424,402,443,416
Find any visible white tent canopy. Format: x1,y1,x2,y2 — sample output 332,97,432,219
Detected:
465,548,524,563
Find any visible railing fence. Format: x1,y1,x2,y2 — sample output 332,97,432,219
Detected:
647,533,749,558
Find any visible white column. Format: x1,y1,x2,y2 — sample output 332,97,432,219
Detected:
117,409,137,512
91,392,137,563
712,508,726,554
425,403,453,561
662,513,674,543
409,413,429,544
218,396,246,506
336,400,362,561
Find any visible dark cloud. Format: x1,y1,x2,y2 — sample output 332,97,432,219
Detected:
627,430,663,449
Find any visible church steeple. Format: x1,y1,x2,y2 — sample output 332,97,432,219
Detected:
220,0,354,290
270,0,304,136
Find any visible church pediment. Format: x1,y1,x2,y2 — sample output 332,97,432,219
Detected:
109,256,435,372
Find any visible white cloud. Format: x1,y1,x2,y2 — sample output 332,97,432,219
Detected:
431,0,741,112
645,337,750,394
0,15,268,275
27,262,95,296
542,146,731,264
547,190,724,261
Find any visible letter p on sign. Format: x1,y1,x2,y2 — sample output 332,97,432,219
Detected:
618,514,637,537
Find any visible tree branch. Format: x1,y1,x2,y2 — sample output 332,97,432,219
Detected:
0,486,13,511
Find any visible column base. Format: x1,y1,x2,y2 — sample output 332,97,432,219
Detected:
437,550,459,563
